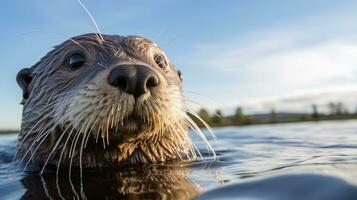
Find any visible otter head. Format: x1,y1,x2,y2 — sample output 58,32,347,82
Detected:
16,34,200,169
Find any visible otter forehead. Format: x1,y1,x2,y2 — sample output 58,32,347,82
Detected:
68,33,157,50
59,33,163,62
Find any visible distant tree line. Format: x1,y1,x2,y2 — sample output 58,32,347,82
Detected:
191,101,357,128
192,107,255,127
311,102,353,121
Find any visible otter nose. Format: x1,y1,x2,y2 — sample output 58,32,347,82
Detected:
108,65,160,98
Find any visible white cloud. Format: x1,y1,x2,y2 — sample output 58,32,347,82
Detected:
182,12,357,114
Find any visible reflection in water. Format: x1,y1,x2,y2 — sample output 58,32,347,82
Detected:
20,164,200,200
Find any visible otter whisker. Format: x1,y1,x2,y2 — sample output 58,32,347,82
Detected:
55,185,66,200
97,62,108,69
56,127,76,176
33,104,83,144
165,122,185,160
106,106,112,145
13,104,57,162
185,115,215,155
83,110,100,148
68,120,89,196
18,118,56,169
79,125,90,200
185,108,216,140
184,116,217,159
182,122,205,159
68,122,85,160
40,174,53,199
40,124,73,174
170,118,196,159
94,108,108,143
51,90,78,99
69,179,80,200
85,24,104,44
87,112,102,145
183,89,223,104
21,125,55,170
77,0,104,43
55,174,66,200
110,105,116,130
100,123,106,149
165,90,217,159
68,155,81,200
80,107,99,150
171,118,198,159
55,123,80,199
20,106,85,170
17,98,59,140
46,90,56,104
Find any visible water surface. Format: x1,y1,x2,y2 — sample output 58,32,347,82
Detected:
1,120,357,199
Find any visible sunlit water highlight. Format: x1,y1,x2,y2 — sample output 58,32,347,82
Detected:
1,120,357,199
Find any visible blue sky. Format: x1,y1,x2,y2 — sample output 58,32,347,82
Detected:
1,0,357,129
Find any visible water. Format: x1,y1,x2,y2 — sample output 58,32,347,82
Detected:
1,120,357,199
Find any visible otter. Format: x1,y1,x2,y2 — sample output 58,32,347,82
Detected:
15,33,214,171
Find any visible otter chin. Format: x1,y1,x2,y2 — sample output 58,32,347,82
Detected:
15,33,213,170
111,114,150,140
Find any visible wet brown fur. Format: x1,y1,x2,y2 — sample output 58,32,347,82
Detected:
17,34,199,169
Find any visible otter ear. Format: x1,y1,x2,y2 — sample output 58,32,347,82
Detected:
16,68,33,100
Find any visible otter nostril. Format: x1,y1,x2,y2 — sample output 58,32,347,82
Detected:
146,76,159,89
116,76,127,91
108,66,134,93
108,73,128,91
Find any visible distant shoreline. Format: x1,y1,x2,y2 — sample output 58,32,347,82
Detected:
0,130,18,134
211,115,357,128
1,114,357,133
190,110,357,128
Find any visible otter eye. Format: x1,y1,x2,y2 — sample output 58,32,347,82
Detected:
154,54,167,70
68,53,85,69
